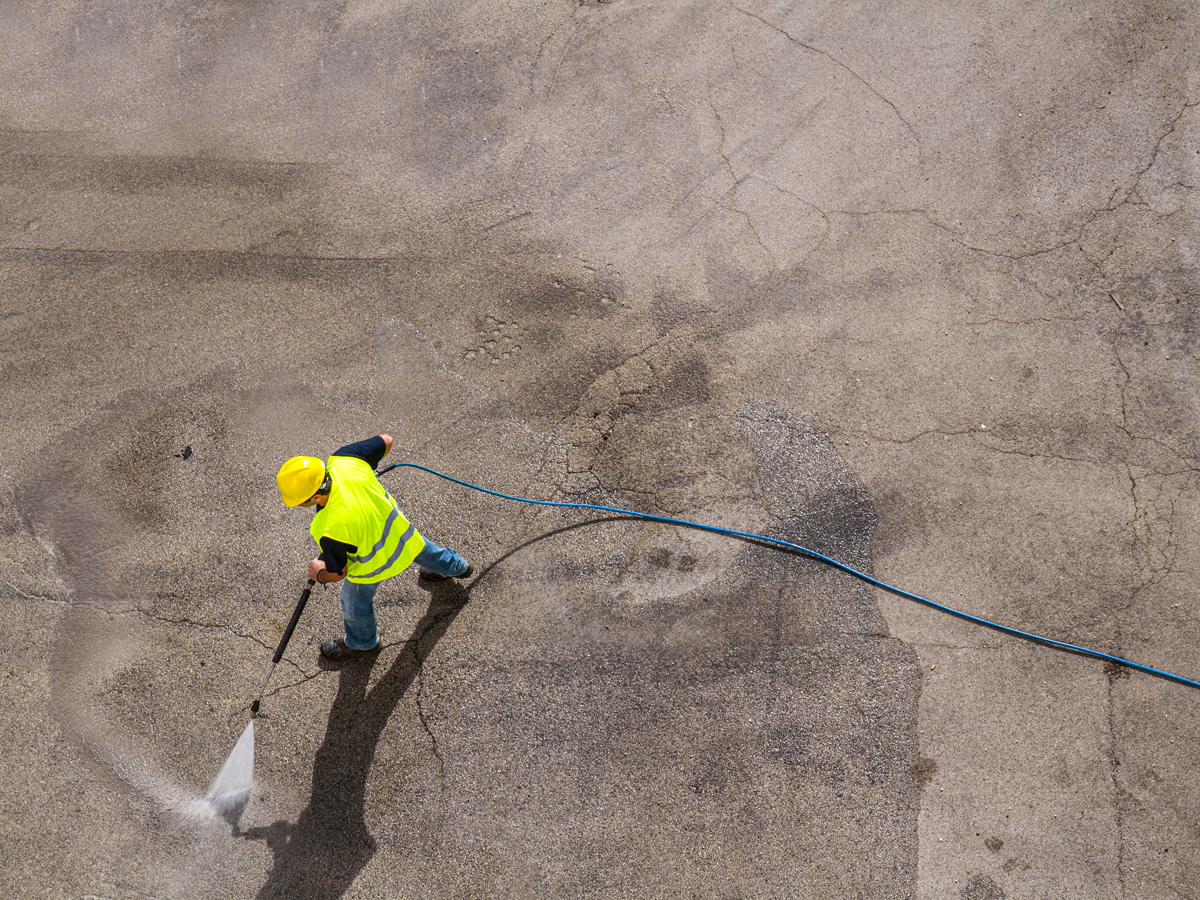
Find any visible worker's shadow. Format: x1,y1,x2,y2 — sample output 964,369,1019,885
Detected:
242,581,469,900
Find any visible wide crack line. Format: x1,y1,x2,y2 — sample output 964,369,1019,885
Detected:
415,668,446,778
405,601,471,780
133,605,278,655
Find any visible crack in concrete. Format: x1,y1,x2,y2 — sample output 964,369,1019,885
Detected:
669,169,727,217
558,341,669,475
704,41,781,269
834,426,986,447
686,39,840,272
685,82,745,238
737,189,780,270
943,227,1082,262
1130,97,1199,203
402,600,472,781
415,668,447,777
957,303,1091,326
134,604,274,649
131,604,317,679
1106,323,1193,597
689,69,837,272
830,423,1109,457
10,585,68,603
832,427,1148,476
1043,95,1200,263
256,667,327,707
1067,174,1200,890
1104,670,1129,900
768,185,835,273
1097,270,1200,897
727,1,921,147
897,95,1200,266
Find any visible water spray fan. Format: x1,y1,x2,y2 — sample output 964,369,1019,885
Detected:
200,720,255,818
192,579,315,823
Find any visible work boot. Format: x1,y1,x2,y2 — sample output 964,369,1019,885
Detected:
418,563,474,583
319,638,380,663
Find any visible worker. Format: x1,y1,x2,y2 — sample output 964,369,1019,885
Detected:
276,434,473,662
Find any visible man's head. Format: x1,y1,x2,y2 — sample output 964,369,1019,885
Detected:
277,456,330,507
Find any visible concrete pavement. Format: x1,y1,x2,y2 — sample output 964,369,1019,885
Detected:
2,1,1198,897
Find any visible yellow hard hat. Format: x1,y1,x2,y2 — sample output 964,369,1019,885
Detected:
277,456,326,507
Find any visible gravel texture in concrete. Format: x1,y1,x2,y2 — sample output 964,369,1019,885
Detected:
2,1,1198,898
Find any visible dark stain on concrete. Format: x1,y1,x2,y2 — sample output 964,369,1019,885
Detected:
651,288,705,335
912,756,938,787
0,146,315,200
962,874,1005,900
502,272,624,320
645,354,712,411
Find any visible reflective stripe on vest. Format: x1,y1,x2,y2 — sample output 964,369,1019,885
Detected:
310,455,425,583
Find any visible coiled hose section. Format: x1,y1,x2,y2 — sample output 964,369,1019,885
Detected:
380,461,1199,691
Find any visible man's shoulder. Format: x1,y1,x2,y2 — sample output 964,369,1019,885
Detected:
330,435,386,466
328,455,375,476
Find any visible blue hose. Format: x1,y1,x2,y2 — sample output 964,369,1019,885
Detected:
380,461,1200,691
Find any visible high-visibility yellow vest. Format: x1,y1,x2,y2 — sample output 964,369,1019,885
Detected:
310,455,426,583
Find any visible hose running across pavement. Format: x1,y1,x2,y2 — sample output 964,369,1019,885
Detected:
379,461,1200,691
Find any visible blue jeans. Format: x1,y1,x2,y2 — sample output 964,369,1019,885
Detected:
338,539,469,649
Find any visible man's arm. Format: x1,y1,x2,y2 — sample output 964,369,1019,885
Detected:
309,536,353,584
307,557,343,584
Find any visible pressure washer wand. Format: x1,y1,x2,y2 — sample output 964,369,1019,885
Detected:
250,579,316,716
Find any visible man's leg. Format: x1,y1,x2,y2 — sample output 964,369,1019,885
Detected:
415,539,473,581
320,579,382,661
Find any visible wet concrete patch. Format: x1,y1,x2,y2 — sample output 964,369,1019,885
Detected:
396,401,920,897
